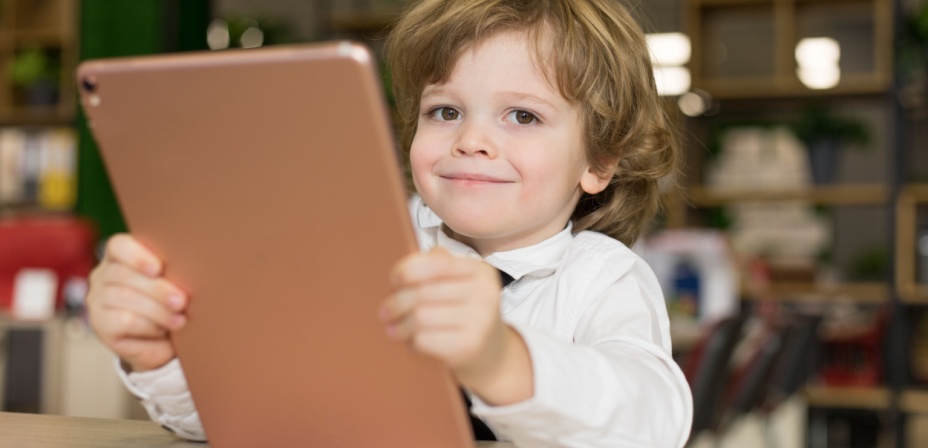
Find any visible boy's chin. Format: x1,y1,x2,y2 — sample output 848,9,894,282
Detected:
442,220,503,241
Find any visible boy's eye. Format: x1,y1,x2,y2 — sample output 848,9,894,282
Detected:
429,107,461,121
509,110,537,125
442,108,460,121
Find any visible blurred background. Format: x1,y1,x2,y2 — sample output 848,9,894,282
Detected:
0,0,927,446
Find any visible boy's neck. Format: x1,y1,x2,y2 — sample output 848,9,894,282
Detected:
440,223,571,258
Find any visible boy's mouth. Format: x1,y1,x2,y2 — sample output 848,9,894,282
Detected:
439,172,513,183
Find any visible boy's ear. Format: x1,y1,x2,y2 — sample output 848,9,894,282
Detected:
580,163,617,195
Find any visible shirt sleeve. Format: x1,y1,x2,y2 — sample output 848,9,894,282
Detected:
115,357,207,441
469,261,693,447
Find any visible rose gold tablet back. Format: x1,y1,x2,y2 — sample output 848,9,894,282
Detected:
77,42,473,448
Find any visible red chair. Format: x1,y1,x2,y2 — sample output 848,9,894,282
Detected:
0,215,98,313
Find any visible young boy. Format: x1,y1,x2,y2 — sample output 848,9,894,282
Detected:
86,0,693,446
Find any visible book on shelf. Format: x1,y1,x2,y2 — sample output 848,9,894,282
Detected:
0,126,76,212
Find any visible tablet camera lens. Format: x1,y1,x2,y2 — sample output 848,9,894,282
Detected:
81,77,97,93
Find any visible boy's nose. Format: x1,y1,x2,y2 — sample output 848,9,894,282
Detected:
452,121,497,158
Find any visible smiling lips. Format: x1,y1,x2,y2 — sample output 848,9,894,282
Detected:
439,172,513,185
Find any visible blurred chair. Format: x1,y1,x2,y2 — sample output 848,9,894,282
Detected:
731,312,825,447
762,313,823,411
725,323,787,419
683,313,746,440
755,313,823,448
687,312,823,448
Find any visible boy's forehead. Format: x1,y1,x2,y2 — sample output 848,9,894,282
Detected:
470,27,554,63
442,28,559,87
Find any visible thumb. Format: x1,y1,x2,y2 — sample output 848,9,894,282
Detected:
428,246,451,256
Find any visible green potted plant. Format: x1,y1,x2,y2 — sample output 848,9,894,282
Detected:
898,2,928,111
899,2,928,77
790,105,870,185
8,45,60,107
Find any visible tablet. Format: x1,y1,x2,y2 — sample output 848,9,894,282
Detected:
77,42,474,448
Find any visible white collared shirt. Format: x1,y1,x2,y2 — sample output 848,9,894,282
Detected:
120,197,693,447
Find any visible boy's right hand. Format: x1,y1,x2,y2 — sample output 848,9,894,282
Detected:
86,234,188,372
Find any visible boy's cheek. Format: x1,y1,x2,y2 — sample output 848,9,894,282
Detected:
408,147,431,168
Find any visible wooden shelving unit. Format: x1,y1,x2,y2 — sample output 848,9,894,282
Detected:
680,0,916,444
329,9,400,34
896,184,928,304
900,389,928,414
685,0,893,99
0,0,79,215
0,0,79,126
690,184,888,207
903,286,928,305
804,385,891,410
742,281,889,304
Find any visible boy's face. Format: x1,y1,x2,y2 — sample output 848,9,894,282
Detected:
410,30,611,256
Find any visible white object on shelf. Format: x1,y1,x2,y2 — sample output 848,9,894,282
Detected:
12,268,58,322
706,127,831,266
636,229,739,323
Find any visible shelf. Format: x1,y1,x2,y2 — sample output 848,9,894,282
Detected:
329,9,400,33
900,285,928,305
689,184,887,206
744,281,888,304
698,75,891,100
896,184,928,305
11,28,67,46
803,385,890,410
806,387,928,413
905,184,928,202
0,109,74,126
0,205,72,218
901,389,928,414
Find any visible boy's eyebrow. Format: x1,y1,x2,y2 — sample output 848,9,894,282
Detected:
499,91,560,110
420,86,446,102
421,87,560,110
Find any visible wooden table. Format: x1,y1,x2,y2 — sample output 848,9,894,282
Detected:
0,412,514,447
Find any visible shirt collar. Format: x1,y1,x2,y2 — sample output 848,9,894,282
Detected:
431,221,574,282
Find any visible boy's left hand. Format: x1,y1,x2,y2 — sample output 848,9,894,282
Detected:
379,247,533,404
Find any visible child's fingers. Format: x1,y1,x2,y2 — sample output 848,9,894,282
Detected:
99,262,187,312
111,337,173,360
109,337,177,372
389,314,501,369
384,300,466,341
91,305,181,372
92,307,169,346
391,248,486,286
379,276,475,323
385,315,415,341
412,330,472,365
103,234,163,277
411,305,465,331
99,285,186,331
378,288,417,324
